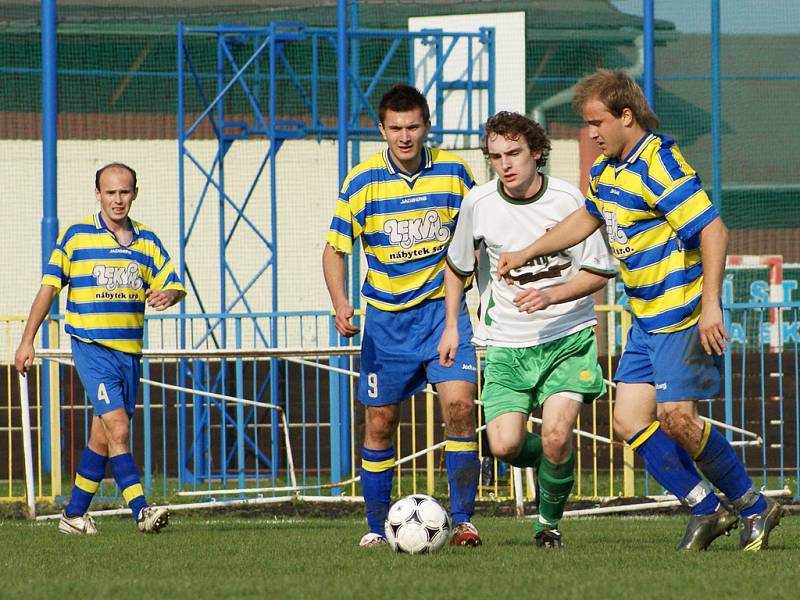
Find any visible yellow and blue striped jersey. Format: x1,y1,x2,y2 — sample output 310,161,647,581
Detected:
584,133,718,333
42,213,186,354
327,147,474,311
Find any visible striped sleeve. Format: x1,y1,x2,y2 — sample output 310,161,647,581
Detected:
584,175,603,221
650,145,718,241
325,175,364,255
146,235,187,299
41,227,73,290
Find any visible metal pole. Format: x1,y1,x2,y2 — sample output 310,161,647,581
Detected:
711,0,722,212
176,20,189,485
642,0,655,109
349,0,361,318
331,0,349,493
40,0,58,475
711,0,730,439
269,22,281,487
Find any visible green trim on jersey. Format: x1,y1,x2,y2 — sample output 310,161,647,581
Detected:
446,254,473,277
496,174,549,205
483,290,495,327
481,327,605,424
580,264,617,276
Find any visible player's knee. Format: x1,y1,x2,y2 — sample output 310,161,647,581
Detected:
542,429,571,463
487,433,522,462
444,398,473,430
365,407,398,443
612,413,638,441
488,441,520,463
105,423,130,449
88,439,109,457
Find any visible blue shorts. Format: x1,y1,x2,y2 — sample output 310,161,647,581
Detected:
614,319,721,403
359,298,477,406
71,338,141,418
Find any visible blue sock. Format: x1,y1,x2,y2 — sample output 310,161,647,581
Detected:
629,422,719,516
65,447,107,518
445,436,479,525
110,453,148,522
694,422,766,517
360,447,395,536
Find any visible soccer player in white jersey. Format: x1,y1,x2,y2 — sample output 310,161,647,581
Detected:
15,163,185,534
439,112,615,547
498,70,781,551
323,84,482,548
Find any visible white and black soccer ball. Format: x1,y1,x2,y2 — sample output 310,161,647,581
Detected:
385,494,451,554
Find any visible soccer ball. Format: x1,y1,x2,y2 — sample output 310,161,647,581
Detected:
385,494,451,554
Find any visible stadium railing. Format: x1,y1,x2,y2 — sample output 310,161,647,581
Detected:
2,303,798,514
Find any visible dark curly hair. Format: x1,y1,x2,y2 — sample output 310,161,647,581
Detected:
481,111,551,168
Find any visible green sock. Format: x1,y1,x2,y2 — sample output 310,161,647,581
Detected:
507,432,543,469
536,452,575,533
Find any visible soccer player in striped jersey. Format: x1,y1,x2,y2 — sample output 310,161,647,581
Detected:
497,70,781,551
15,162,186,535
439,112,615,548
323,84,482,548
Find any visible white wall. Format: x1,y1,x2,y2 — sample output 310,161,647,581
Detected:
0,138,579,346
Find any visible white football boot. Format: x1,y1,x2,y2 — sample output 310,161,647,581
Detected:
359,532,388,547
137,506,169,533
58,511,98,535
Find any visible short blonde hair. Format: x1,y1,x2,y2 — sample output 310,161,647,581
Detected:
573,69,659,131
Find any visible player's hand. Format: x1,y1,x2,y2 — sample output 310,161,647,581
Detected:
496,250,528,284
15,341,35,375
437,326,460,367
333,301,360,338
513,288,552,313
146,289,181,311
698,304,730,355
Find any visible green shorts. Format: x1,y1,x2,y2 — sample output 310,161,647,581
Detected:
481,327,606,424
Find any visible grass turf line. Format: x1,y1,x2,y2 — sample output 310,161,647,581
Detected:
0,515,797,599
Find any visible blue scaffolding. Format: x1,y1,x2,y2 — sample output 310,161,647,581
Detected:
176,18,495,487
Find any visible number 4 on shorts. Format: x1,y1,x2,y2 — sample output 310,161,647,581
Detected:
97,382,110,404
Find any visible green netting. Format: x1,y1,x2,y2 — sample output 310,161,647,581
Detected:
1,1,798,317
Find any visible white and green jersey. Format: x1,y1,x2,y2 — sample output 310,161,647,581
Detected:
446,175,616,347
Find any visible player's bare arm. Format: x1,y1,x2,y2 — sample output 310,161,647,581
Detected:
322,243,360,337
15,284,60,375
697,217,731,356
513,269,613,314
437,263,468,367
497,207,603,283
145,289,183,311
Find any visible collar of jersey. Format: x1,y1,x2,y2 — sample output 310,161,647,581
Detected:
496,173,548,205
383,146,432,185
613,132,656,169
95,211,140,242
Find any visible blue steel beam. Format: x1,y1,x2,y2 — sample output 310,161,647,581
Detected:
40,0,58,475
178,19,495,486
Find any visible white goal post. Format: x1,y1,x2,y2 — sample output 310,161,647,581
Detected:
726,254,783,351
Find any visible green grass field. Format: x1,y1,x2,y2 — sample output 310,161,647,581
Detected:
0,512,797,599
